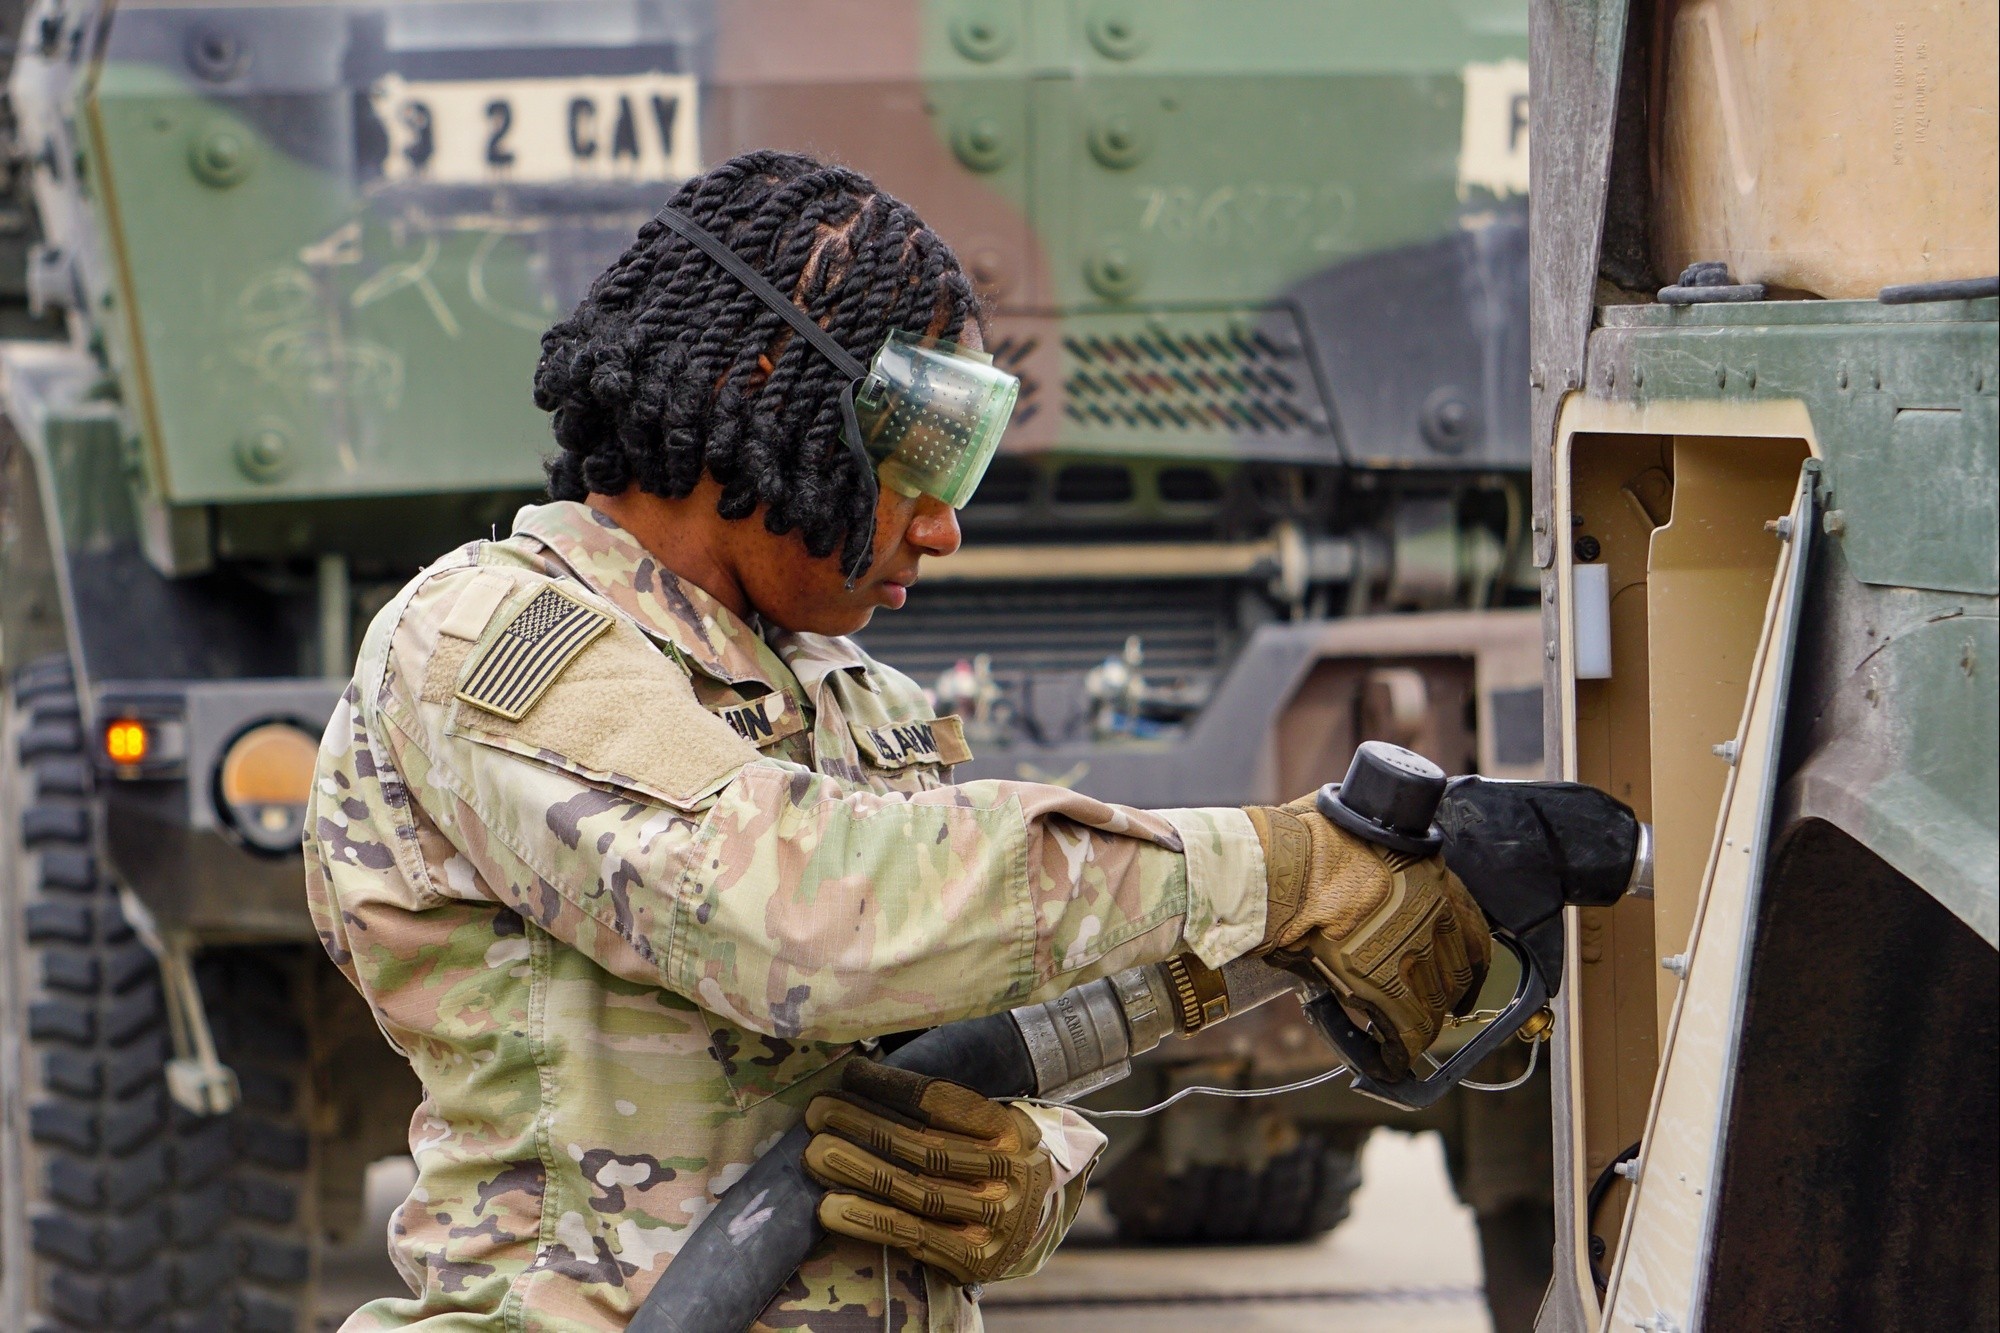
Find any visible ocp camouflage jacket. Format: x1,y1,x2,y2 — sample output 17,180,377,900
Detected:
304,501,1266,1331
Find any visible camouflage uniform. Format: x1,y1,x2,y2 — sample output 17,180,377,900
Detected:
304,501,1266,1331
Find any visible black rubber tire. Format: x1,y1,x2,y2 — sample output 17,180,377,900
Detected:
1098,1130,1367,1245
1,655,317,1332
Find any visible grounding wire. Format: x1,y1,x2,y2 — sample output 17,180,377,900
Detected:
1020,1029,1544,1120
1022,1063,1356,1120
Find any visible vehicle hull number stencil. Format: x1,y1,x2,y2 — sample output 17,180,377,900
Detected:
1458,58,1529,198
371,73,700,185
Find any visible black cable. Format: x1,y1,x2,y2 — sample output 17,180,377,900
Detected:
1878,275,1999,304
1586,1140,1642,1291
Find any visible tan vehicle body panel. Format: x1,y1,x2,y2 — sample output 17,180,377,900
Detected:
1651,0,1999,296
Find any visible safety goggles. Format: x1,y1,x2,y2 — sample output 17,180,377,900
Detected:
653,207,1017,568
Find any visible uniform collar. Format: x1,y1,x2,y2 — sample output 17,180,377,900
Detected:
511,501,871,692
768,629,872,696
511,501,767,686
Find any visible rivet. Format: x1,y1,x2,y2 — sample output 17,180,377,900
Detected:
185,25,247,82
235,425,292,482
1087,110,1149,169
951,116,1012,172
949,9,1014,61
189,121,253,187
1087,7,1148,59
1084,245,1143,300
967,249,1009,298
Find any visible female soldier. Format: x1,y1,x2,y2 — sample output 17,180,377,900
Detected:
305,150,1488,1331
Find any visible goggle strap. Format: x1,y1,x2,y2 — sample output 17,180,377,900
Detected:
837,378,878,583
652,205,869,383
652,204,881,582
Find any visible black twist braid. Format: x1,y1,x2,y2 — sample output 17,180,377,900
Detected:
535,150,983,575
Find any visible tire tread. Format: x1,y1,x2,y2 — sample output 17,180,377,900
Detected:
1101,1133,1367,1245
6,662,317,1331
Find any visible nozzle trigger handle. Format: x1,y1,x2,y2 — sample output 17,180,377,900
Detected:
1301,933,1549,1112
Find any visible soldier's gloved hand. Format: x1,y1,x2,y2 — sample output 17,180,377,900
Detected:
803,1061,1105,1286
1245,795,1492,1078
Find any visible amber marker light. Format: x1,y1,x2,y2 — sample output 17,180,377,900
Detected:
217,722,318,853
105,719,150,766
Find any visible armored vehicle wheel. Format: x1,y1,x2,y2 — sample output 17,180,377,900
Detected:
1097,1129,1366,1245
1,655,317,1332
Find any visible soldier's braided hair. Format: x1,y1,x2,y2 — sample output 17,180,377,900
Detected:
535,150,982,575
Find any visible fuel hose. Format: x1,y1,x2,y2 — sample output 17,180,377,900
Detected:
626,1013,1036,1333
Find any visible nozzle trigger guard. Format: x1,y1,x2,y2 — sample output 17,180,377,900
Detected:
1300,933,1550,1111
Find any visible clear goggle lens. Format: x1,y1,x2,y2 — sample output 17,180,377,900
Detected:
855,331,1019,509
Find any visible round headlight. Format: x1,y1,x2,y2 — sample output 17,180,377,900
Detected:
217,722,318,854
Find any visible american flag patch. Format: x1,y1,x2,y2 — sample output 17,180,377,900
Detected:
455,587,613,721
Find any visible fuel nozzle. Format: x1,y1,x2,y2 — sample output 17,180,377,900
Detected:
1300,742,1653,1109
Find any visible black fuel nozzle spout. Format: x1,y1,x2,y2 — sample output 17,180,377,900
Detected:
1434,774,1645,997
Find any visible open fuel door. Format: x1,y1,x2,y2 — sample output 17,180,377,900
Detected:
1597,464,1818,1332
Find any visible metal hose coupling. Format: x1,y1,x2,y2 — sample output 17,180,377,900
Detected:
1007,953,1322,1102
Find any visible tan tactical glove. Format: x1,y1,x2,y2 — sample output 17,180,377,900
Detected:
803,1061,1104,1286
1245,795,1492,1078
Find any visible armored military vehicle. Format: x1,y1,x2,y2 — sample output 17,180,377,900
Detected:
1529,0,1997,1329
0,2,1547,1327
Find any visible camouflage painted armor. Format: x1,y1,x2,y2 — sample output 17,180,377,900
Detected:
303,500,1265,1330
